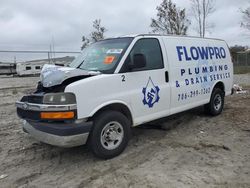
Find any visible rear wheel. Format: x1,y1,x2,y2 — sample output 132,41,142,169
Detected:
88,110,131,159
205,88,224,116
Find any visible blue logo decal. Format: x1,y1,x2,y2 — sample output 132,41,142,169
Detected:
142,77,160,108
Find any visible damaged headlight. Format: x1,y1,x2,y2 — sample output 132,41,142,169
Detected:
43,92,76,105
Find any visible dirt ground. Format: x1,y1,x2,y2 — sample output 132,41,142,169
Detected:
0,75,249,188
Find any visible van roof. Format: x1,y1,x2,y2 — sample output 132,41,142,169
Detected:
113,34,225,42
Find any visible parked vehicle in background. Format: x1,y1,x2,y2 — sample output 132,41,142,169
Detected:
0,62,16,75
16,62,43,76
16,56,75,76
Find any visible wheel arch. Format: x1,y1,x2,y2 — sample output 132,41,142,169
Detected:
208,81,225,102
89,101,134,126
212,81,225,94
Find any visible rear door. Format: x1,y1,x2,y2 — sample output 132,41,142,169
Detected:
117,37,171,125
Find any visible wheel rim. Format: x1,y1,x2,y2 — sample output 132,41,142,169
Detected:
213,94,222,111
100,121,124,150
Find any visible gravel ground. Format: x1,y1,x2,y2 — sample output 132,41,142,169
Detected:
0,74,249,188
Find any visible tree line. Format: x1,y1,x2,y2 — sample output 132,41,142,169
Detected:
81,0,250,50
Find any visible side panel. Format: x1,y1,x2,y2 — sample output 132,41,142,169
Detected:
66,72,169,126
162,37,233,114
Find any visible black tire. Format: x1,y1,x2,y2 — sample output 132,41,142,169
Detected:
205,88,224,116
88,110,131,159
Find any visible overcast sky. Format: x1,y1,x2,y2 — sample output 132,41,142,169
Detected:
0,0,249,61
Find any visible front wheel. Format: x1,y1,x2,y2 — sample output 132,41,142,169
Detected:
205,88,224,116
88,111,131,159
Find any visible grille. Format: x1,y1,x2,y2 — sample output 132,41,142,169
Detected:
17,108,40,120
21,95,43,104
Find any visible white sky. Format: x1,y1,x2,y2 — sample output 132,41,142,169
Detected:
0,0,249,61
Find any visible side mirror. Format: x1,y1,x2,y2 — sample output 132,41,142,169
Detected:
129,54,146,69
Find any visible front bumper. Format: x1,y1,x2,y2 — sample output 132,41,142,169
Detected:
16,100,92,147
23,120,92,147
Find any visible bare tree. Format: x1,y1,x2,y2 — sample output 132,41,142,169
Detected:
90,19,107,42
241,7,250,32
81,19,107,50
190,0,216,37
81,36,90,50
150,0,190,35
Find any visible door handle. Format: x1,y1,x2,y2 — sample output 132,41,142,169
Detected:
165,71,169,83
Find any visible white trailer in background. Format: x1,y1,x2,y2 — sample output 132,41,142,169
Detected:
16,62,44,76
16,56,75,76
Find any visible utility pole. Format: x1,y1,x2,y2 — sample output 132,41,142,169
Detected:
48,51,50,64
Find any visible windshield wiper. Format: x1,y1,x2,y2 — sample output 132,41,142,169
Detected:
77,60,85,68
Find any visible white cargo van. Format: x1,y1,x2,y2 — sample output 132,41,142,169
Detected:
16,34,233,159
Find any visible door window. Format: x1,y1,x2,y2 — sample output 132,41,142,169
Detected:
120,38,164,72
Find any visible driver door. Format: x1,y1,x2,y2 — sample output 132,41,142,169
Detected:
118,37,171,125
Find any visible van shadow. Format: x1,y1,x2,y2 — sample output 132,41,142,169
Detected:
134,105,206,132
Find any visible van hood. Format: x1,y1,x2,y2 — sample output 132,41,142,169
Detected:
40,64,100,88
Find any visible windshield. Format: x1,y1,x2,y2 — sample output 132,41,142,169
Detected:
69,37,133,73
